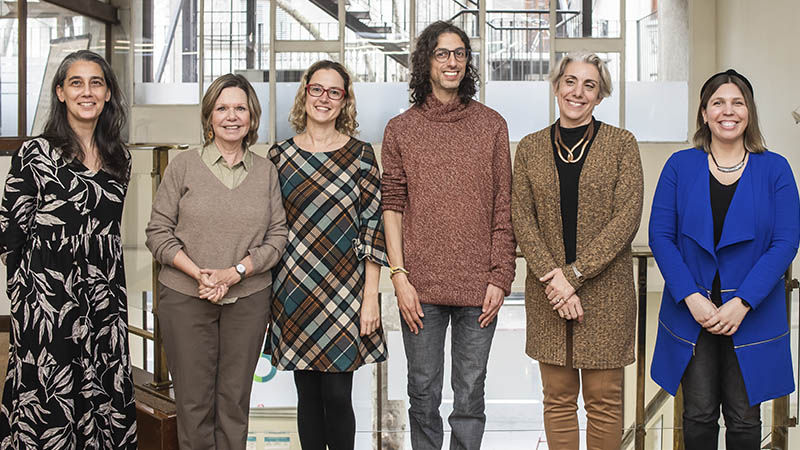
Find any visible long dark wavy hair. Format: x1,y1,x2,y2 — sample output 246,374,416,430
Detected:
41,50,129,182
409,21,478,106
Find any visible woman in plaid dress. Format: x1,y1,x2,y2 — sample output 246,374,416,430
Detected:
267,60,388,450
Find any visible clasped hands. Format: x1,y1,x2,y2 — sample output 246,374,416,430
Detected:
685,292,750,336
196,267,241,303
541,268,583,323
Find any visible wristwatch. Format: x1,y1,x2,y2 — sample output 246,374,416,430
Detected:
235,263,246,281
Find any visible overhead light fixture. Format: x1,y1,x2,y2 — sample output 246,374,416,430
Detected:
793,106,800,124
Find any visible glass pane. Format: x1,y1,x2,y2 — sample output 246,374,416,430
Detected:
416,0,479,38
204,0,270,89
486,9,550,81
276,0,339,40
350,82,409,144
344,0,410,83
554,51,619,127
122,146,162,373
624,0,688,141
134,0,199,104
486,81,549,141
555,0,620,38
111,9,131,116
0,8,18,136
27,3,105,135
626,81,687,141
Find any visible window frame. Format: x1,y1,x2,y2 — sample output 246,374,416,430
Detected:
0,0,118,153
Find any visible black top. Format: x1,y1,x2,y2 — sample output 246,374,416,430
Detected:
710,172,739,305
551,118,601,264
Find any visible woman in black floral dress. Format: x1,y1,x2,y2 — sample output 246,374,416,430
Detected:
0,50,137,449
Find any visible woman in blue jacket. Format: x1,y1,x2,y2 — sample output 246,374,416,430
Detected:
649,69,800,450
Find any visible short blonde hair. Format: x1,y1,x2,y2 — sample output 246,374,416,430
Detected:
289,60,358,136
201,73,262,147
549,52,613,100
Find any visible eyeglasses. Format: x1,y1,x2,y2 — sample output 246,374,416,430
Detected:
306,84,346,101
432,47,469,63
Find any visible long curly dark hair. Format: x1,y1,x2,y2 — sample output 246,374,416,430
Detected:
409,21,478,106
41,50,129,182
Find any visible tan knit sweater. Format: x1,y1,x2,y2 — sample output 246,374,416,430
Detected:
512,124,643,369
381,95,517,306
145,149,288,298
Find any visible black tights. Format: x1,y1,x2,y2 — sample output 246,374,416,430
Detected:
293,370,355,450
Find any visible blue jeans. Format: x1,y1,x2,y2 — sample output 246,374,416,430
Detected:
682,329,761,450
401,303,497,450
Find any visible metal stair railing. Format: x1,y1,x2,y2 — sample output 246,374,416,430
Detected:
624,249,799,450
306,0,408,67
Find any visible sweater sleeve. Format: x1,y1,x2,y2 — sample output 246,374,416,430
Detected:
562,131,644,290
247,161,288,274
511,135,559,279
145,155,187,266
380,120,407,212
488,119,517,295
735,157,800,309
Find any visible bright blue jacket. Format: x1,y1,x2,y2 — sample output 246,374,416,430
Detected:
649,148,799,406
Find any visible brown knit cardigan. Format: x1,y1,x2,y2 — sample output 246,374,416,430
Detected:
511,123,643,369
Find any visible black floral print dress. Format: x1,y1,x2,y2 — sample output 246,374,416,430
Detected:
0,138,137,449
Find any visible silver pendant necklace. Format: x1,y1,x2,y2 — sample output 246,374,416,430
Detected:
710,150,747,173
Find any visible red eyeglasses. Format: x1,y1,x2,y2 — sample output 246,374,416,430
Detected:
306,84,346,101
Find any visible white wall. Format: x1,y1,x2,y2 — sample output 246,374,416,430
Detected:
716,0,800,176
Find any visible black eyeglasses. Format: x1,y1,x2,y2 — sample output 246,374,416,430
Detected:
306,83,346,101
433,47,469,63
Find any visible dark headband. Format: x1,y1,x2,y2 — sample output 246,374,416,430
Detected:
701,69,754,97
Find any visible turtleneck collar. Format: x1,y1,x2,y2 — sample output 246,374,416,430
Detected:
415,93,473,123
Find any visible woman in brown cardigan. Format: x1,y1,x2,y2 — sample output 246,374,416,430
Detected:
511,52,643,449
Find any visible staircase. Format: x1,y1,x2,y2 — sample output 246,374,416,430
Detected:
307,0,409,67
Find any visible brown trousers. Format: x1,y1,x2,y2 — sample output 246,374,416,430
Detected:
157,284,271,450
539,362,624,450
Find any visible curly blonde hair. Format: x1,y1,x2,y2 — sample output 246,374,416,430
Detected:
289,60,358,136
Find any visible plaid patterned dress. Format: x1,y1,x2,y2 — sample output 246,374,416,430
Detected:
267,137,389,372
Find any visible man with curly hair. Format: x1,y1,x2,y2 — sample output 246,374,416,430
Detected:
381,20,517,450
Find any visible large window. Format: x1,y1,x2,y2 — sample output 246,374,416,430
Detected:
134,0,199,104
27,4,105,135
0,0,116,147
0,6,18,137
130,0,689,143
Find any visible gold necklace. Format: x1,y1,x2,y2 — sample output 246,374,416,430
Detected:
554,120,594,164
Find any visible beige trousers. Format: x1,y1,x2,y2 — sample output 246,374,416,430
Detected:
157,284,271,450
539,362,624,450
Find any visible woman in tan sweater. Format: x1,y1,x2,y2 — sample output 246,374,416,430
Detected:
145,74,287,450
511,52,643,449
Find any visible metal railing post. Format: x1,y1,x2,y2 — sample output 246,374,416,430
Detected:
673,387,684,450
149,146,173,389
772,265,799,450
633,250,649,450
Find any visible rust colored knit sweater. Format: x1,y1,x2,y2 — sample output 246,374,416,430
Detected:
381,95,516,307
